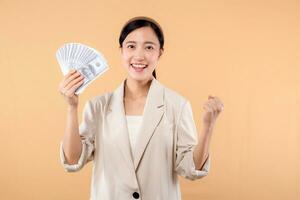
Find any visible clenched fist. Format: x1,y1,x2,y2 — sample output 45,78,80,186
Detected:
202,95,224,130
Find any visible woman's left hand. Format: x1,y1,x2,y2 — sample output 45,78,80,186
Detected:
202,95,224,131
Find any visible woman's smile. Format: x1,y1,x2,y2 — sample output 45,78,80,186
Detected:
131,63,148,73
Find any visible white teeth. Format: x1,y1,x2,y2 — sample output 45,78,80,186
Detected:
131,64,147,68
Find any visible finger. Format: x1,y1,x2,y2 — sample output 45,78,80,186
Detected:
208,101,218,115
203,102,210,111
213,96,224,108
57,85,63,94
59,71,80,90
209,96,224,112
68,69,76,74
66,79,85,96
58,82,68,95
204,99,214,109
207,97,217,108
64,71,83,89
203,104,212,114
65,71,81,83
65,74,85,91
210,99,221,115
204,102,214,114
60,73,83,95
216,100,224,112
63,69,77,81
211,98,222,112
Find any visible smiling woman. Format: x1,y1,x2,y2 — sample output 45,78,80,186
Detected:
59,16,222,200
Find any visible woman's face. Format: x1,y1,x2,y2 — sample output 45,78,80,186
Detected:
120,26,163,82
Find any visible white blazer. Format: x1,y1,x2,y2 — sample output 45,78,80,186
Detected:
60,78,211,200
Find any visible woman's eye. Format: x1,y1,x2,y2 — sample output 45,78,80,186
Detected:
127,45,135,49
146,46,154,50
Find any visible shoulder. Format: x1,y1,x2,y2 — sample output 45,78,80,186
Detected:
84,92,113,113
157,81,191,124
159,81,188,111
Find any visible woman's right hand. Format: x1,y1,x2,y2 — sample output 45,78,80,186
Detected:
58,69,85,107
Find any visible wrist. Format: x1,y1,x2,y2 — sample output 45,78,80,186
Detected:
67,105,78,112
203,123,214,132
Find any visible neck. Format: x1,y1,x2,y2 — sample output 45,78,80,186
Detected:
124,76,154,100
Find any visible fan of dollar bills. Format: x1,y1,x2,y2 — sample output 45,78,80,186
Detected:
56,42,109,94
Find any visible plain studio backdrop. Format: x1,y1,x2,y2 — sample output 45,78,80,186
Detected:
0,0,299,199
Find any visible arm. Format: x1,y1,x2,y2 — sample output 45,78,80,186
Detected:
62,105,82,165
58,70,95,172
193,126,212,170
174,101,211,180
60,100,96,172
194,95,224,170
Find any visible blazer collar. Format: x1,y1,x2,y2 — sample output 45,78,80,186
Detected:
107,78,165,171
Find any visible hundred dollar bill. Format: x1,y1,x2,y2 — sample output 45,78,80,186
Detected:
56,43,109,94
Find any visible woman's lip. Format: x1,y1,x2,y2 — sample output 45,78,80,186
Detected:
130,64,148,68
131,64,147,72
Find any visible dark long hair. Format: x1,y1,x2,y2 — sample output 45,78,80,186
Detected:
119,16,164,79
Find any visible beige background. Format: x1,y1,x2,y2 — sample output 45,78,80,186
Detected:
0,0,299,199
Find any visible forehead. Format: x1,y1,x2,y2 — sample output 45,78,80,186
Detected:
124,26,159,44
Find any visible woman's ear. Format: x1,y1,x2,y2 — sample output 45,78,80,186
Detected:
159,49,164,58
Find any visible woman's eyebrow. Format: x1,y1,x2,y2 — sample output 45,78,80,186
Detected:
125,41,157,45
144,41,156,45
125,41,136,44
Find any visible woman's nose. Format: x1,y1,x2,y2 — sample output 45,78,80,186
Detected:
133,49,145,60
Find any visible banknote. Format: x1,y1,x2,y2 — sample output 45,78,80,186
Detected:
56,43,109,94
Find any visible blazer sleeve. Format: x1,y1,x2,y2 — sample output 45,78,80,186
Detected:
175,100,211,180
60,100,96,172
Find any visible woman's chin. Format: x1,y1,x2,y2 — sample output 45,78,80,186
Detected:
128,73,150,82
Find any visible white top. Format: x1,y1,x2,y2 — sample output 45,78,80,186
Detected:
125,115,143,152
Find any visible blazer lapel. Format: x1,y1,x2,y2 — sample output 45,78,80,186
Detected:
107,79,134,171
107,78,165,172
133,78,165,171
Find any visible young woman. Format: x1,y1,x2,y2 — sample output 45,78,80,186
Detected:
58,16,224,200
